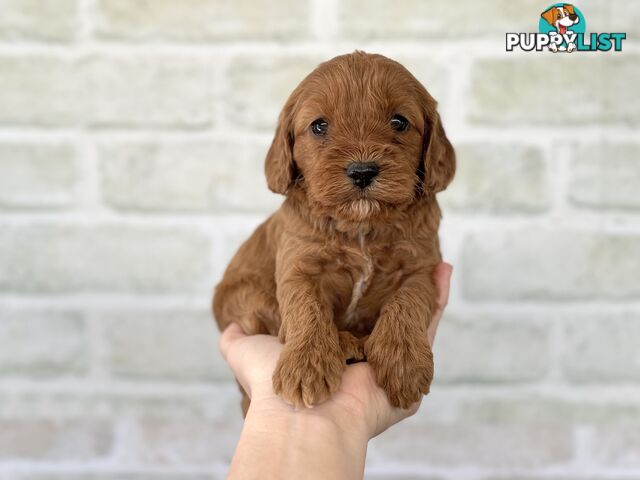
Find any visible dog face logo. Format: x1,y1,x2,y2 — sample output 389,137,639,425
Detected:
541,4,579,35
539,3,585,52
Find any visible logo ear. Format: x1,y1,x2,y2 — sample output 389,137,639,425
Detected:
564,4,575,14
541,7,557,26
423,110,456,194
265,94,298,195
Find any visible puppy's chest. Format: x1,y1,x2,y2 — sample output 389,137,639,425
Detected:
329,235,408,332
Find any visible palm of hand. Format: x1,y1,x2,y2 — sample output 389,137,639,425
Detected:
220,263,452,439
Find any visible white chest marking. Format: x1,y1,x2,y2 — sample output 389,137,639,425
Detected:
344,233,374,327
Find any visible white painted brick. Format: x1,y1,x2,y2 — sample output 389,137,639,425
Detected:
0,384,241,420
569,142,640,210
0,224,211,293
0,55,80,126
366,475,441,480
337,0,542,38
435,311,549,384
470,57,640,125
563,313,640,383
458,395,640,425
0,0,78,42
83,54,214,128
94,0,310,41
368,423,572,467
0,54,213,128
0,419,113,461
589,426,640,468
226,55,322,130
103,309,232,382
7,475,219,480
440,143,549,214
98,140,281,213
117,419,240,466
0,142,76,209
462,229,640,301
0,310,86,377
482,477,629,480
588,0,640,37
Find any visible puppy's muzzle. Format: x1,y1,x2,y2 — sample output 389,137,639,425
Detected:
346,162,379,189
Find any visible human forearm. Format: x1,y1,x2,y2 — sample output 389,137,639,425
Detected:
229,402,368,480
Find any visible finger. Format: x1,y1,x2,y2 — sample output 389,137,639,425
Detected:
219,324,285,399
372,396,422,438
219,322,246,362
427,262,453,346
435,262,453,313
219,323,258,395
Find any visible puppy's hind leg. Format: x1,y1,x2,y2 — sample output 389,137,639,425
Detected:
338,331,366,364
213,278,280,336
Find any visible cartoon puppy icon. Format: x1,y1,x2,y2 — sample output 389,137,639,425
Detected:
541,4,580,52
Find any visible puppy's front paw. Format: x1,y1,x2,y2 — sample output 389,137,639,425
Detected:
365,334,433,409
272,342,344,407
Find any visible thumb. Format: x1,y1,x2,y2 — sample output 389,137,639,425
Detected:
427,262,452,346
219,322,246,362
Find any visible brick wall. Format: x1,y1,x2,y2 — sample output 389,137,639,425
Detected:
0,1,639,479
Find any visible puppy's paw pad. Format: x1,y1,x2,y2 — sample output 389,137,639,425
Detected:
365,336,433,409
272,344,344,407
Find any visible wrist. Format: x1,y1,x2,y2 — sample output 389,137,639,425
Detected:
249,392,371,443
237,398,368,480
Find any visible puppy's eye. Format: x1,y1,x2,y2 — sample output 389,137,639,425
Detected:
390,114,409,132
310,118,328,136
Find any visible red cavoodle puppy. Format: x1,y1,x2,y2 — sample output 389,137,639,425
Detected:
213,51,455,414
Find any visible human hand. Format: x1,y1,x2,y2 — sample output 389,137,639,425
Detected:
219,262,452,440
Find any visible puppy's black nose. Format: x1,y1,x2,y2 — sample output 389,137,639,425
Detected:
346,162,379,189
569,13,578,20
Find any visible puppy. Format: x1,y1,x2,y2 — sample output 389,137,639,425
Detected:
213,51,455,413
541,4,580,52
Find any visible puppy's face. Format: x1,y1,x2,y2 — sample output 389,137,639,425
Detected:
265,52,455,222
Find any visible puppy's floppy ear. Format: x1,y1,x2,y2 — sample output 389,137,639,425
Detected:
422,110,455,193
564,4,575,15
265,94,297,195
541,7,558,25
